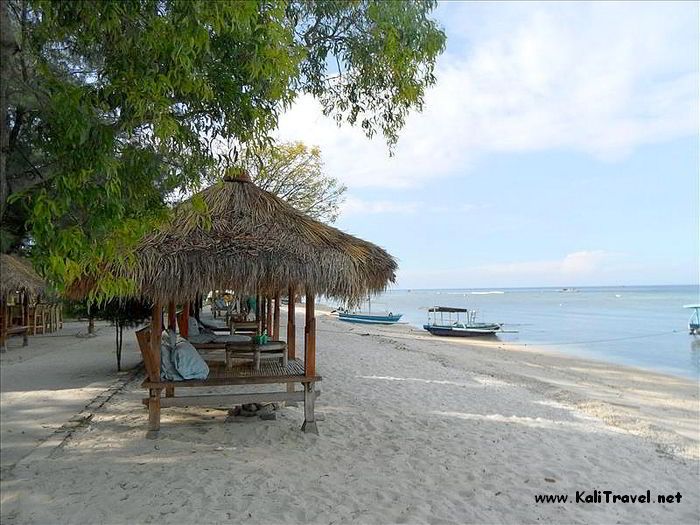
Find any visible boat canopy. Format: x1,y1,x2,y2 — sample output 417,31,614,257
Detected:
428,306,469,313
683,304,700,309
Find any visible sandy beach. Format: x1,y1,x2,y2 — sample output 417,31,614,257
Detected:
1,307,698,524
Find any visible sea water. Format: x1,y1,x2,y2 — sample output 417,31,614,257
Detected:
335,285,700,379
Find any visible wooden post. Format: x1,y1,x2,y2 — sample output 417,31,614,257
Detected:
256,294,262,334
148,388,161,435
302,293,317,431
22,294,29,346
182,301,190,338
266,297,273,335
273,292,281,340
0,299,7,353
167,301,176,331
148,303,163,434
149,303,162,381
304,294,316,377
194,294,201,320
287,287,296,360
301,382,318,434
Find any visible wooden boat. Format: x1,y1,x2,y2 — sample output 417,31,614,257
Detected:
337,296,402,325
423,306,502,337
684,304,700,335
338,311,403,324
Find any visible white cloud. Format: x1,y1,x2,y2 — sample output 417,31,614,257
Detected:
397,250,627,288
341,197,420,215
482,250,614,279
340,196,482,216
277,2,697,188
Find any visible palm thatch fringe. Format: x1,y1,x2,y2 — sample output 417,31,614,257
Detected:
0,254,47,300
69,173,397,303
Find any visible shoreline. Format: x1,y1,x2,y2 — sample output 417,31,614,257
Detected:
319,301,699,380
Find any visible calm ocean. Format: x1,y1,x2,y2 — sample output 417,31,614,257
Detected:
331,285,700,379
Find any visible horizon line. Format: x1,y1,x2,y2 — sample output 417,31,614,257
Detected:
385,283,698,292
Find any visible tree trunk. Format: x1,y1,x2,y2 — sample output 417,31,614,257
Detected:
116,322,123,371
0,0,15,222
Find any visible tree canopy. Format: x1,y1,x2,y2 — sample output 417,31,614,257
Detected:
1,0,445,297
243,141,345,223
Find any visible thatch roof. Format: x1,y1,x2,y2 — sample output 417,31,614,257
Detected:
0,254,47,300
70,173,397,304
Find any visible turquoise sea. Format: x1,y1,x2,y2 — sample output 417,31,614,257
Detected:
338,285,700,379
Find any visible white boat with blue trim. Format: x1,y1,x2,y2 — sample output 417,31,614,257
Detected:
337,296,403,325
684,304,700,335
423,306,503,337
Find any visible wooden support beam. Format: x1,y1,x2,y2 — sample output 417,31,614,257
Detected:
167,301,176,331
266,297,273,335
22,294,29,346
142,373,321,389
287,287,296,359
182,301,190,337
194,293,201,319
256,294,262,334
272,293,280,340
301,382,318,434
304,294,316,378
147,303,163,435
148,388,161,434
0,299,7,352
149,303,162,382
147,390,320,408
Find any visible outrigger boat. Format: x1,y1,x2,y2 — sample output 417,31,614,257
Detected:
684,304,700,335
338,296,403,325
423,306,502,337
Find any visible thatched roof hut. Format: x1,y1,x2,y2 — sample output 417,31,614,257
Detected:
68,171,398,436
71,171,397,304
0,254,47,300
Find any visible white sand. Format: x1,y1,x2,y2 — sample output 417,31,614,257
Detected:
1,308,698,524
0,320,143,471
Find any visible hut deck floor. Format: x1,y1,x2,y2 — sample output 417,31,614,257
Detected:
142,358,321,388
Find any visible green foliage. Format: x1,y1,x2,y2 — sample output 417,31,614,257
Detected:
243,141,346,223
1,0,445,300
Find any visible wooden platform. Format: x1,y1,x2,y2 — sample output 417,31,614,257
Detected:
141,358,321,388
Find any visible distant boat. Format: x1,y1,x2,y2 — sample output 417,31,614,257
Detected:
423,306,502,337
684,304,700,335
338,296,403,325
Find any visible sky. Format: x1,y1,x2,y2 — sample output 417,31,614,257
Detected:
277,1,699,289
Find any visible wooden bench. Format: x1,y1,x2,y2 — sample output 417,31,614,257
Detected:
1,325,29,351
135,326,321,436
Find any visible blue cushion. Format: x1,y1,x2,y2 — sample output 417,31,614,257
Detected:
172,339,209,380
187,317,200,336
160,330,183,381
187,333,215,344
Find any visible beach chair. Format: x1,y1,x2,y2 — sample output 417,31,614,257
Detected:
211,298,229,320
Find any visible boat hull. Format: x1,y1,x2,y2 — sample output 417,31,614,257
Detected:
339,312,403,325
423,324,502,337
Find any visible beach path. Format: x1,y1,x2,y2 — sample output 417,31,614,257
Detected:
0,321,143,473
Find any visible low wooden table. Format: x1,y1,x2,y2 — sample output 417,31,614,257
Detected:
225,340,287,371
